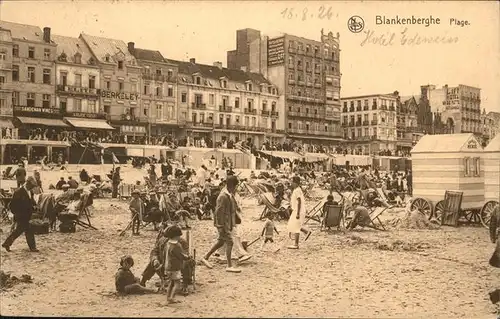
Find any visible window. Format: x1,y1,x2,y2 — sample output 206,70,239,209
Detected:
131,83,137,93
252,117,256,127
167,69,173,78
156,68,162,75
155,86,161,96
59,98,67,111
12,91,19,106
42,94,50,108
106,81,111,90
118,61,124,69
247,83,253,91
181,92,187,103
288,122,292,129
235,97,240,108
27,93,35,107
44,49,50,60
221,80,227,88
28,67,35,82
74,99,82,112
247,99,253,110
60,72,67,86
195,76,201,85
209,94,215,105
0,51,5,60
156,105,163,119
244,116,249,126
88,100,97,113
75,74,82,87
167,85,173,97
89,75,96,89
271,102,276,112
12,45,19,57
28,47,35,59
0,76,4,84
42,69,51,84
143,84,149,94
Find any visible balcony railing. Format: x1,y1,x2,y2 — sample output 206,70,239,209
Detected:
362,120,369,125
219,105,232,112
119,114,147,122
372,104,378,110
389,106,395,111
261,110,270,116
244,108,257,115
271,111,279,117
57,84,98,96
191,102,206,109
381,105,388,110
371,120,378,125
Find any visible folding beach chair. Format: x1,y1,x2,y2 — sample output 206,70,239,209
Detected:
0,195,12,223
304,200,325,225
119,184,133,200
76,193,97,230
366,206,386,231
321,204,344,231
256,193,282,221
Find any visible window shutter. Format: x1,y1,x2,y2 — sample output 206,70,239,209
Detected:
463,157,469,177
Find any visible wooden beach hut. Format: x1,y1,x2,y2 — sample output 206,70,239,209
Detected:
481,134,500,226
410,133,484,221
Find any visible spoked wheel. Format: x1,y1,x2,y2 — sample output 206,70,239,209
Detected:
433,200,445,224
480,200,499,228
410,198,433,220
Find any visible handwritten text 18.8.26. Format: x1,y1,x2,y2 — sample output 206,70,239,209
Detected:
281,6,334,21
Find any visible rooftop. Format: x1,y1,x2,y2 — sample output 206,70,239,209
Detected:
79,33,137,65
166,58,274,87
130,47,165,63
52,34,95,65
0,20,49,43
411,133,482,153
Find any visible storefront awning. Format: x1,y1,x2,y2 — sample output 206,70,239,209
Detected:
16,116,69,127
65,117,115,130
0,118,14,128
261,150,303,161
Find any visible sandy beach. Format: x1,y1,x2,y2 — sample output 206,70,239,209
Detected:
0,166,498,318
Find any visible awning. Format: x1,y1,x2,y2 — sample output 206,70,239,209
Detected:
304,152,330,162
261,150,303,161
65,117,115,130
16,116,69,127
0,118,14,128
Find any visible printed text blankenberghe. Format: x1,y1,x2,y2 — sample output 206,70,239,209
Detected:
376,15,440,27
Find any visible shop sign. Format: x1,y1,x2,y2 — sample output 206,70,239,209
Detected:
66,112,106,119
99,90,140,101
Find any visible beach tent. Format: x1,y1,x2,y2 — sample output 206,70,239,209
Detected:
411,133,484,210
483,134,500,204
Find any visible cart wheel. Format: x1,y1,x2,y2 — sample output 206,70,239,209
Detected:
411,198,433,220
433,200,445,223
480,200,499,228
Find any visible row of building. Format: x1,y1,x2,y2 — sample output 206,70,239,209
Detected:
0,20,498,153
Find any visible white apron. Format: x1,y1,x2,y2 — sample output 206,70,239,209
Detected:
287,187,306,233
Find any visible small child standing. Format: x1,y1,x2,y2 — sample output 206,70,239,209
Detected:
129,190,144,235
260,213,279,251
164,225,191,304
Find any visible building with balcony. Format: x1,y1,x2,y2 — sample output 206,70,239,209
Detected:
481,110,500,144
0,21,60,133
340,93,398,155
80,33,143,140
127,42,178,137
227,29,342,145
52,35,113,131
397,95,423,153
165,58,283,147
0,27,13,125
421,84,482,134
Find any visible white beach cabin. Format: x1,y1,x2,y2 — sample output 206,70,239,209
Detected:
410,133,484,217
481,134,500,226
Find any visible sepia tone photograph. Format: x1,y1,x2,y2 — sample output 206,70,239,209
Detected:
0,0,499,317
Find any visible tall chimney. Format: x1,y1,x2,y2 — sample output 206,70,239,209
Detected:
213,61,222,69
43,27,51,43
127,42,135,53
189,58,196,64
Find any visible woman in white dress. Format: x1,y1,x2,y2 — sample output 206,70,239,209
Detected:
287,176,311,249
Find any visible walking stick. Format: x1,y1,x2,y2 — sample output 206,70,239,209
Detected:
119,212,138,236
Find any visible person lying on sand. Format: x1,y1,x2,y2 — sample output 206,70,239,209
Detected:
115,255,156,295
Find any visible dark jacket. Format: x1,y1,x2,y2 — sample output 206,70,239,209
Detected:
213,189,237,232
112,171,121,186
115,267,136,293
13,167,27,183
490,205,499,243
10,187,36,222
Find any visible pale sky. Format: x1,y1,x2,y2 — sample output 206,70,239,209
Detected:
1,1,499,112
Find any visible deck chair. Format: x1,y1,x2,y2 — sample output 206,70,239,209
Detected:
321,204,344,231
366,206,387,231
119,184,133,200
0,196,12,223
76,193,97,230
256,193,282,221
2,166,13,179
304,199,325,225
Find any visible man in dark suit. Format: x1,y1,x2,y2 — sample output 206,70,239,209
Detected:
2,176,39,252
200,175,241,273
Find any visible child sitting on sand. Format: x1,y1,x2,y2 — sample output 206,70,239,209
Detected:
164,225,192,303
115,255,156,295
